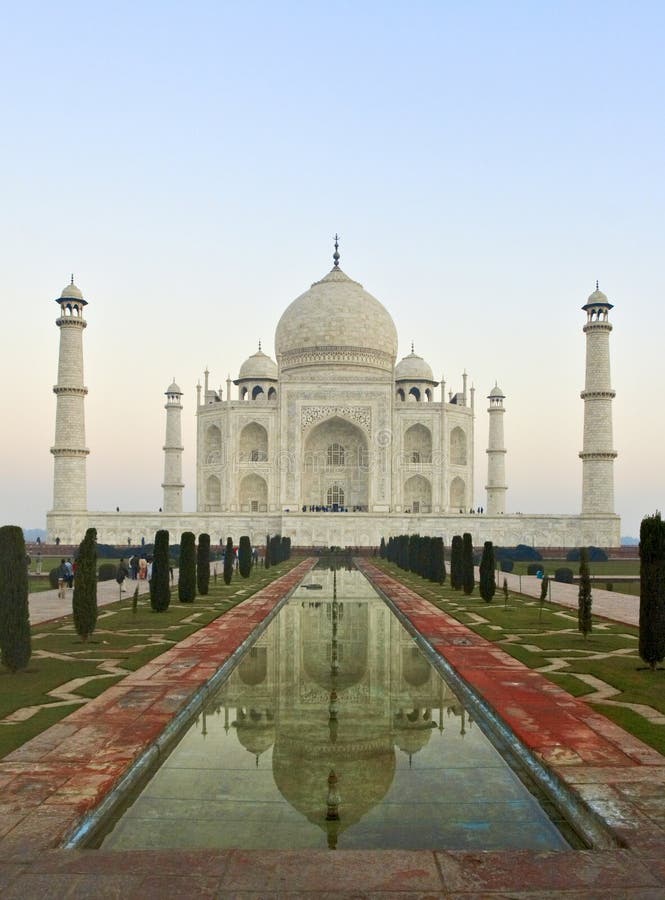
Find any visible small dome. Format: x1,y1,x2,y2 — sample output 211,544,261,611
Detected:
57,278,87,305
237,348,278,382
489,383,505,399
395,351,435,383
166,380,181,394
583,283,613,311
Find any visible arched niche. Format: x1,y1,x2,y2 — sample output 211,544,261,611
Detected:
450,476,465,510
302,416,369,510
205,424,222,464
396,388,405,402
408,387,420,402
206,474,221,507
404,424,432,464
267,386,277,401
239,472,268,512
252,385,265,401
450,426,467,466
239,422,268,462
403,474,431,513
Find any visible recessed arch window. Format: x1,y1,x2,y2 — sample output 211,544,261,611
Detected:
327,443,345,467
327,484,345,507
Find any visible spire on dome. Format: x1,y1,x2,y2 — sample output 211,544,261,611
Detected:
411,341,414,354
258,340,262,351
333,233,340,268
596,279,599,291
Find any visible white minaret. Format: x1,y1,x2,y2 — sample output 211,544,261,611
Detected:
580,283,617,514
162,379,184,513
50,277,89,512
485,383,507,515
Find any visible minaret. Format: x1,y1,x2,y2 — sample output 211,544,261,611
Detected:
162,379,184,513
580,283,617,514
485,383,507,515
50,277,89,512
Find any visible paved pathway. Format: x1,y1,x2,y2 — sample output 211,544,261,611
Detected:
489,569,639,626
29,573,178,625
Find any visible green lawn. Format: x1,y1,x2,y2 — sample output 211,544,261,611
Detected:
375,560,665,757
0,560,298,760
508,558,640,577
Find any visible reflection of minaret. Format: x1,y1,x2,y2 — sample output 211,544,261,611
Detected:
580,283,617,514
486,383,507,515
51,277,89,513
162,379,184,513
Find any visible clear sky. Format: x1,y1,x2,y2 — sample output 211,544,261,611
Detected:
1,1,663,538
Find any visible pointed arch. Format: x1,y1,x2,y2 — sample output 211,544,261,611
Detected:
239,422,268,462
403,474,431,513
450,427,467,466
450,476,465,509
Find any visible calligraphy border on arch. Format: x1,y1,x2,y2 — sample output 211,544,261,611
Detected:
300,405,372,436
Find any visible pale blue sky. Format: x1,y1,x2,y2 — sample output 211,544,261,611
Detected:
1,1,663,536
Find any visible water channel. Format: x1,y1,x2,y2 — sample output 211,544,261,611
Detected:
95,565,576,851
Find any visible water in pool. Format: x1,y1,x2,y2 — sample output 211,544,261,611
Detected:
97,566,573,851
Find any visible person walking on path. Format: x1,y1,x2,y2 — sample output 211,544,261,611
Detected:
57,559,68,599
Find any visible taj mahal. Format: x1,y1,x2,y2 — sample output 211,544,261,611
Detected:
46,243,620,549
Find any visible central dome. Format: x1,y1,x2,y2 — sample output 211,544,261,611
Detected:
275,267,398,373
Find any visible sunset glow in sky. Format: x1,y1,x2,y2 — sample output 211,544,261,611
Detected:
2,1,664,537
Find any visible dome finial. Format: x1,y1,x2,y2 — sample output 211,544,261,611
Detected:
71,273,74,285
411,341,414,354
596,279,599,291
333,233,340,268
258,339,262,351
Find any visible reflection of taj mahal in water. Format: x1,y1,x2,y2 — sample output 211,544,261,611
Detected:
217,569,464,844
47,245,620,548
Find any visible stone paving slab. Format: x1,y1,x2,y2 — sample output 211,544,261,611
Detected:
2,559,665,896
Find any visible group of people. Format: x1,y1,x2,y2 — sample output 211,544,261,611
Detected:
56,558,75,598
127,555,152,580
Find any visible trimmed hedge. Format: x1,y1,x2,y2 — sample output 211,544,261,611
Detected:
554,567,574,584
98,563,117,582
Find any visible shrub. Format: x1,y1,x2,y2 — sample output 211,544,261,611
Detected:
578,547,592,639
567,546,609,563
527,563,542,576
479,541,496,603
450,535,463,590
238,536,252,578
223,537,234,585
73,528,98,642
554,567,574,584
97,563,117,582
0,525,32,672
48,566,60,589
178,532,196,603
197,533,210,595
639,512,665,670
150,530,171,612
500,559,514,573
606,582,613,592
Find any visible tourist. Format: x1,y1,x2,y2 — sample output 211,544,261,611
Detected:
57,559,67,599
64,558,74,588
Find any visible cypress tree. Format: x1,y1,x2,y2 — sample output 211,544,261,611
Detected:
223,537,234,585
408,534,419,573
264,534,271,569
197,533,210,596
379,537,386,559
577,547,593,640
281,536,289,561
0,525,31,672
429,537,445,584
418,536,430,579
450,535,463,590
462,532,475,595
238,535,252,578
73,527,98,642
270,535,281,564
150,529,171,611
178,531,196,602
479,540,496,603
639,512,665,670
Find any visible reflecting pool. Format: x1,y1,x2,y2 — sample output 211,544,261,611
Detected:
97,566,573,851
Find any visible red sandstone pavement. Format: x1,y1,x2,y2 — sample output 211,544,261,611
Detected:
1,559,665,896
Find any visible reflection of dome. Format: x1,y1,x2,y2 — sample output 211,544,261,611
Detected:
394,726,435,757
237,347,278,381
301,603,368,691
275,267,398,373
395,351,435,383
238,647,268,686
234,709,275,761
273,730,396,837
